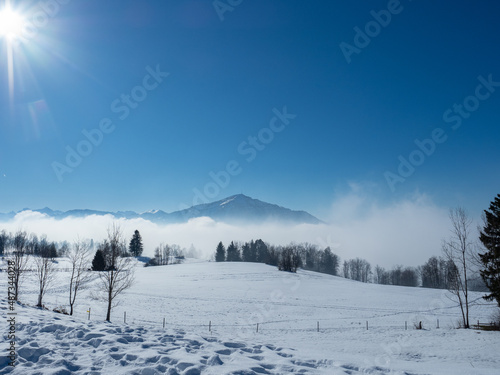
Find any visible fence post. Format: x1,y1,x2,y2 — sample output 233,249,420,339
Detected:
437,319,439,329
366,321,368,330
256,323,259,333
209,321,211,332
317,321,319,332
87,308,91,320
405,321,407,330
163,317,165,328
124,311,126,324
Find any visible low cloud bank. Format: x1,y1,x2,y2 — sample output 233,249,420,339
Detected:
0,193,458,268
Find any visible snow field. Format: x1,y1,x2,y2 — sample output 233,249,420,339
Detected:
1,259,499,374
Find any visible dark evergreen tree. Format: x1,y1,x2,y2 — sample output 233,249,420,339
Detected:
129,230,144,257
97,241,112,268
241,242,251,262
43,242,58,258
244,240,257,262
92,249,106,271
479,194,500,307
320,247,339,275
255,239,269,263
0,230,9,256
215,241,226,262
226,241,241,262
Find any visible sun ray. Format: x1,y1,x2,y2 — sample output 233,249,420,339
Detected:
6,41,14,108
0,2,26,110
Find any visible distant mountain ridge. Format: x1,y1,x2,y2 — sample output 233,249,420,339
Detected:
0,194,323,225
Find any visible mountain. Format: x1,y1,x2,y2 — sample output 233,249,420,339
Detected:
0,194,323,225
167,194,322,224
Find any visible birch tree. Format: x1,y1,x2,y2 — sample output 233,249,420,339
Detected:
68,239,93,315
94,225,135,322
442,207,475,328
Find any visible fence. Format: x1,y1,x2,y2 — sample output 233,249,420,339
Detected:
473,321,500,331
76,309,451,335
0,267,89,273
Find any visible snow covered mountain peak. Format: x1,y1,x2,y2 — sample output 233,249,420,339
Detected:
1,195,323,225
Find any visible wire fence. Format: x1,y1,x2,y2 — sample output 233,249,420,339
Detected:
75,308,458,336
0,267,89,273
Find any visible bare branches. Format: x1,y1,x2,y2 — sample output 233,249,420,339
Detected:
68,239,93,315
154,243,171,266
94,225,135,321
34,253,56,308
10,230,30,302
442,207,475,328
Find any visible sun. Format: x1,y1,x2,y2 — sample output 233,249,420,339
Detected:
0,5,25,41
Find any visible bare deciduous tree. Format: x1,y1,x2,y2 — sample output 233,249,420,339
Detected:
35,249,56,308
93,225,135,321
343,260,349,279
154,243,171,265
345,258,371,283
68,239,93,315
278,246,301,273
442,207,475,328
10,230,30,302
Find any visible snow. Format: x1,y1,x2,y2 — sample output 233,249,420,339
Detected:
219,197,237,207
143,210,160,215
1,260,499,374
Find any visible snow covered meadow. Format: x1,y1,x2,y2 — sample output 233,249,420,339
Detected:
1,259,499,374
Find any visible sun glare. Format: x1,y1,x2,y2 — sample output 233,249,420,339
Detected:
0,6,25,41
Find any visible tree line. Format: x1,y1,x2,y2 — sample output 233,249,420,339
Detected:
215,240,341,275
2,226,139,322
0,230,64,258
2,225,192,322
213,239,450,287
212,193,500,330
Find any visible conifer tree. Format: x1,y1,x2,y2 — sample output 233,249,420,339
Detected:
92,249,106,271
215,241,226,262
226,241,241,261
129,230,144,257
479,194,500,307
255,239,269,263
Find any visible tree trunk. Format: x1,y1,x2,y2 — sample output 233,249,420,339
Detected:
106,300,112,322
106,285,113,321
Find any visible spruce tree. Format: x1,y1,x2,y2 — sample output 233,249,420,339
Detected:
129,230,143,257
241,242,251,262
240,240,258,262
321,247,334,275
255,239,269,263
479,194,500,307
215,241,226,262
92,249,106,271
226,241,241,262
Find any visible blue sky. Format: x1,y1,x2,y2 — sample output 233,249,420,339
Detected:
0,0,499,220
